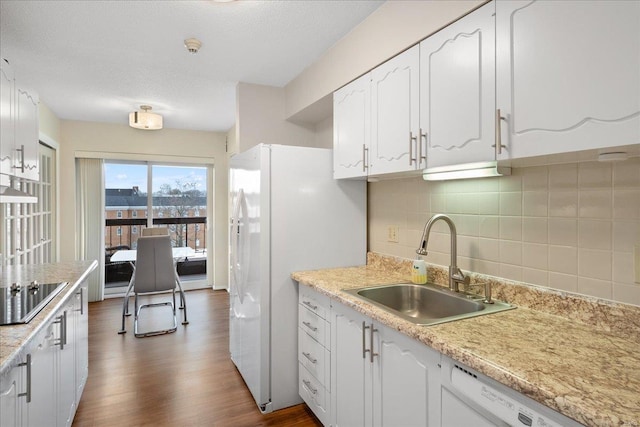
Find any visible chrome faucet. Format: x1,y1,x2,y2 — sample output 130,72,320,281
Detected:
416,214,468,292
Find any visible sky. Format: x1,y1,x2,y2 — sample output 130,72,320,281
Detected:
104,163,207,194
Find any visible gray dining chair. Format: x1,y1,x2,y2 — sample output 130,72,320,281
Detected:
117,234,188,337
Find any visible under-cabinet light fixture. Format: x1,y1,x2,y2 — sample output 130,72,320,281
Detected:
423,161,511,181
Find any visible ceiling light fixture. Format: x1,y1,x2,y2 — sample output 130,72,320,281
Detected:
184,38,202,54
129,105,163,130
423,161,511,181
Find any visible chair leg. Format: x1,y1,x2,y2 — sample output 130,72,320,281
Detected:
175,274,189,325
118,276,135,334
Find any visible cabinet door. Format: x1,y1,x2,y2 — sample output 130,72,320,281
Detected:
333,72,371,179
75,284,89,403
58,303,77,427
0,354,25,427
372,322,441,427
331,303,371,427
496,0,640,159
0,60,15,178
420,2,496,169
25,323,56,427
370,45,420,175
14,85,39,181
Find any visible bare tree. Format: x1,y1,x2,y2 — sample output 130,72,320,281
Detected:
154,180,204,247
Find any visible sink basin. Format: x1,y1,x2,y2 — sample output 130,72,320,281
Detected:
343,283,515,326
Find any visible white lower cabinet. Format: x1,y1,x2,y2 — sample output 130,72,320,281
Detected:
0,282,89,427
298,287,332,426
330,300,441,427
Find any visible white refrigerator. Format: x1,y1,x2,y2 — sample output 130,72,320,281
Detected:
229,144,366,413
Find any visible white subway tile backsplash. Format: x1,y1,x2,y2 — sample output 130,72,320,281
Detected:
368,159,640,305
500,217,522,241
577,277,612,300
578,248,612,281
549,191,578,217
479,216,500,239
548,245,577,275
578,162,612,189
500,192,523,216
523,243,548,270
578,220,612,250
522,217,548,243
548,218,578,246
549,164,578,190
523,191,548,217
478,192,500,215
613,189,640,219
613,158,640,188
548,272,578,293
523,267,548,286
579,190,612,219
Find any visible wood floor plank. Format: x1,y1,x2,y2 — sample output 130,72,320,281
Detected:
73,289,323,427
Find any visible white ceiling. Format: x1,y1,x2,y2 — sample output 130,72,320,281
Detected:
0,0,383,132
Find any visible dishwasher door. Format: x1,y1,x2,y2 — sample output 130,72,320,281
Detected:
440,356,585,427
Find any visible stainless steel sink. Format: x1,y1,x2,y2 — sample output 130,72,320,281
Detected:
343,283,515,326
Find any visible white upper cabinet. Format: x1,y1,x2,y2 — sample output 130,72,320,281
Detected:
370,45,422,175
14,84,39,181
1,60,15,179
420,2,496,169
496,0,640,160
0,59,39,183
333,73,371,179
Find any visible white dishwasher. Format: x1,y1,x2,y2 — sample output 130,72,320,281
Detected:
440,356,585,427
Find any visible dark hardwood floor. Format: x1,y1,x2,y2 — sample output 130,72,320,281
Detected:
73,289,323,427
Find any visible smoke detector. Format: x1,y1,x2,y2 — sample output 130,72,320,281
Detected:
184,38,202,54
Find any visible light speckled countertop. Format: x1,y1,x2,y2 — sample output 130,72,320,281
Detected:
292,254,640,427
0,260,98,373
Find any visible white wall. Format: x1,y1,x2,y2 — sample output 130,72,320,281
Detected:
284,0,484,120
59,120,229,289
236,82,322,152
369,160,640,306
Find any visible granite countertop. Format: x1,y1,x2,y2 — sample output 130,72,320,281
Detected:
0,260,98,372
292,254,640,427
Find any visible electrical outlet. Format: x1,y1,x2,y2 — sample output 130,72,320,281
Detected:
635,245,640,284
387,226,399,243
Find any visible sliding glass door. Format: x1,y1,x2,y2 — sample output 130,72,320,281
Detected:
104,161,209,294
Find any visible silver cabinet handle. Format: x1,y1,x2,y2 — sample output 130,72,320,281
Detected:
409,132,418,165
302,352,318,364
302,379,318,395
362,321,370,359
302,321,318,332
362,144,369,172
13,145,25,173
302,300,318,311
419,128,427,165
76,288,84,315
54,311,67,349
370,324,378,363
18,354,32,403
493,109,506,156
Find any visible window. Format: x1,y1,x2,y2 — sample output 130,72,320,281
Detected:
194,209,200,217
116,227,122,236
132,210,137,218
132,226,138,234
117,210,122,218
195,224,200,232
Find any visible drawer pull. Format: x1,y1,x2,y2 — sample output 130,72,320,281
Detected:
303,379,318,395
302,300,318,311
302,352,318,364
302,321,318,332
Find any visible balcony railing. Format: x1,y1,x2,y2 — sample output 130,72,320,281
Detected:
105,217,207,285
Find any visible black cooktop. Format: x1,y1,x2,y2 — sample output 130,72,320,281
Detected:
0,281,68,326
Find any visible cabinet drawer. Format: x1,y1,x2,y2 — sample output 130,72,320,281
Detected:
298,304,329,347
299,362,330,427
298,328,330,388
299,286,329,320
